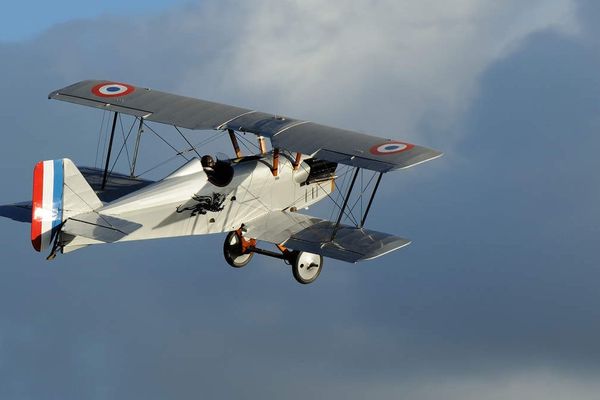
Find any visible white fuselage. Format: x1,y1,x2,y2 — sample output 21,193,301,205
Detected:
63,153,334,251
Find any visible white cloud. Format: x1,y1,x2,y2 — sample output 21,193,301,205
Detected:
347,369,600,400
175,0,580,143
22,0,579,150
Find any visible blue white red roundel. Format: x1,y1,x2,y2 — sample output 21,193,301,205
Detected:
91,82,135,97
370,141,414,155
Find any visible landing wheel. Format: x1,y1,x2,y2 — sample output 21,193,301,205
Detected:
291,251,323,284
223,231,254,268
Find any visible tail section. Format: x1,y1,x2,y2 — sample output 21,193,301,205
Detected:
31,160,62,251
31,159,102,252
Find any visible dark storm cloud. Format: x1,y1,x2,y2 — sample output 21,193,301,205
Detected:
359,27,600,373
1,1,599,399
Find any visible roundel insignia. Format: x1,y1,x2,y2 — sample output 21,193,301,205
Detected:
91,82,135,97
370,141,414,155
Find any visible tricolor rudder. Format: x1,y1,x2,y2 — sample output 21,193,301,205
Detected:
31,159,64,252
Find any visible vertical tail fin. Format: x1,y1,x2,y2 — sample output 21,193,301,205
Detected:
31,159,102,252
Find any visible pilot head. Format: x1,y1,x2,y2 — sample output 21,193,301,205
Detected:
201,155,216,171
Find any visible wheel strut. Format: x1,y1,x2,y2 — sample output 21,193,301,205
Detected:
227,229,323,284
235,228,256,253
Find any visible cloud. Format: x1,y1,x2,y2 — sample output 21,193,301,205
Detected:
216,0,579,137
1,1,600,399
342,369,600,400
12,0,579,137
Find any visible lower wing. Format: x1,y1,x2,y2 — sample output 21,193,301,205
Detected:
243,211,410,263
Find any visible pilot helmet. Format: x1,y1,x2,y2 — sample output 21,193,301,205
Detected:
201,155,215,169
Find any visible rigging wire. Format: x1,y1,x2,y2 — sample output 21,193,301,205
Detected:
109,116,137,175
136,153,182,177
325,166,381,228
136,130,225,177
236,132,261,152
174,126,202,158
327,165,358,224
188,131,226,154
329,165,352,221
346,170,377,226
237,134,255,154
142,122,190,161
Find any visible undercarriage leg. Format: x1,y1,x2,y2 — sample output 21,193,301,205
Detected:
222,230,323,284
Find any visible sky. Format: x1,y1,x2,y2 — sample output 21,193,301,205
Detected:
1,0,600,399
0,0,192,42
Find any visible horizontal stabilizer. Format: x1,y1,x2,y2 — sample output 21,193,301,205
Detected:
62,212,142,243
0,202,32,223
244,211,410,263
0,166,154,225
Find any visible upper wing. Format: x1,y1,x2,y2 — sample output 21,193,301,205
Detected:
49,80,251,130
49,80,442,172
244,211,411,263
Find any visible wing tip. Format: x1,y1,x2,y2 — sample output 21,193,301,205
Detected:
358,238,412,262
393,147,443,171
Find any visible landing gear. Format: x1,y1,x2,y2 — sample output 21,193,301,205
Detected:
223,231,254,268
290,251,323,284
222,230,324,284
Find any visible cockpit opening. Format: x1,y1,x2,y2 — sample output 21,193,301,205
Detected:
302,158,338,185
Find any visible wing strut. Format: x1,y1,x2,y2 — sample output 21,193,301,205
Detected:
359,172,383,228
228,129,242,158
271,148,280,176
293,152,302,170
130,117,144,177
331,167,360,240
258,136,267,154
101,112,119,190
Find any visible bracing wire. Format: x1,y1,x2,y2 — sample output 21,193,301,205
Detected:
109,116,137,175
188,131,226,154
346,171,377,226
136,153,182,177
136,128,225,177
237,134,255,153
175,126,202,158
325,166,380,228
329,165,353,222
236,132,261,152
142,122,190,161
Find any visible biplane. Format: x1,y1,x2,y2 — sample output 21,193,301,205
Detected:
0,80,442,284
